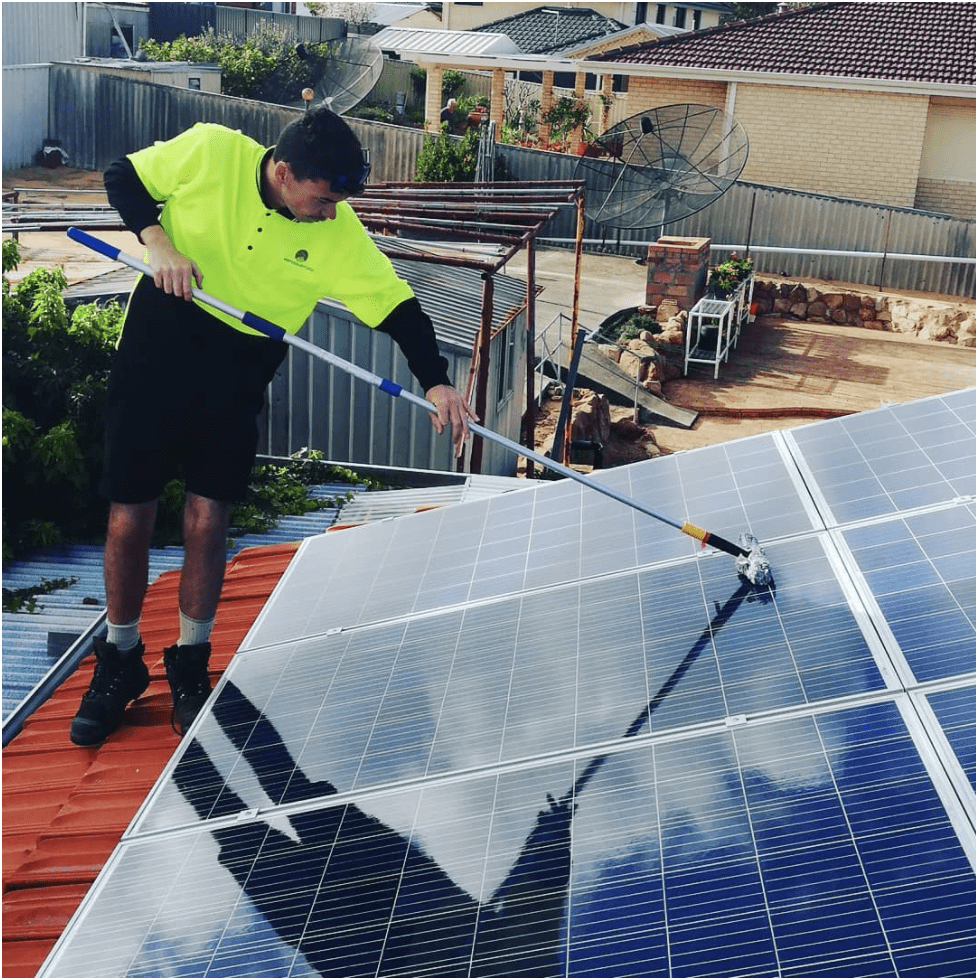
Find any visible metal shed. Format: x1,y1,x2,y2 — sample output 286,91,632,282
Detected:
61,57,223,93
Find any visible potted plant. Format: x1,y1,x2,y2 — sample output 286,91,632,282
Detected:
708,253,754,298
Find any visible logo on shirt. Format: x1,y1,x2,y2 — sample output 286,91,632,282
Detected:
283,249,314,273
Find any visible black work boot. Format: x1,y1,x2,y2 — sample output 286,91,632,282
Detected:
164,642,212,736
70,639,150,746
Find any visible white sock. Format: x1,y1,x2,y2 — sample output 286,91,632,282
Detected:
178,609,215,647
106,617,141,653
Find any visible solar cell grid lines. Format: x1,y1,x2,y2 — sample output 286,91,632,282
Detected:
789,387,976,524
42,390,976,978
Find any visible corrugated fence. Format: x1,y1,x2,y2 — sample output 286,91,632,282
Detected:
493,145,976,297
12,63,974,298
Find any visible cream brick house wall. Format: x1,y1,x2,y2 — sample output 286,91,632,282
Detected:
605,76,935,209
626,75,727,112
732,85,930,207
915,97,976,219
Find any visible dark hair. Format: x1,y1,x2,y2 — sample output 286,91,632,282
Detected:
273,106,369,192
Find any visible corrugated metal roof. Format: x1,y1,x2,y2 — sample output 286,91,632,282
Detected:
1,485,353,723
371,25,522,57
336,473,536,525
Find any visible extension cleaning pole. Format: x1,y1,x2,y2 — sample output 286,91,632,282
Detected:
68,227,771,585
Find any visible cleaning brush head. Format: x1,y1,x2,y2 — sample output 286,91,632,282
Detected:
735,533,773,586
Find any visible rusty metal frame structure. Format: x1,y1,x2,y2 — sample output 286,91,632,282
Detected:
352,180,585,473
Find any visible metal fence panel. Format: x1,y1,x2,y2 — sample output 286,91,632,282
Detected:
146,5,345,45
2,65,51,170
496,143,976,297
260,305,467,472
2,2,83,66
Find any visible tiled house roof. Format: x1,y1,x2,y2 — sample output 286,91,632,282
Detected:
588,2,976,86
476,5,630,55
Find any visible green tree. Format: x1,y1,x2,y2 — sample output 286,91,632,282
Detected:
727,3,779,22
139,25,331,104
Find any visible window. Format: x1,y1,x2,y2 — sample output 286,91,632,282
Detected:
693,8,702,29
674,7,687,28
655,4,667,24
110,23,134,58
635,2,648,23
188,77,201,90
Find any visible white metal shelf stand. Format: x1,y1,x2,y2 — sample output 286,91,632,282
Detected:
683,276,755,379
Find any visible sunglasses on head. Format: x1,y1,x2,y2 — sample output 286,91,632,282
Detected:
328,159,371,196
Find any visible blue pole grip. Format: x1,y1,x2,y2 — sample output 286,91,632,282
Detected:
67,226,121,261
241,311,286,342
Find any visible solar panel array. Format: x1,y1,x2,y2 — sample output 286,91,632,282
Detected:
42,389,976,978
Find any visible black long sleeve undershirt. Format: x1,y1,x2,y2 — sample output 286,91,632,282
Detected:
104,156,161,235
103,156,451,392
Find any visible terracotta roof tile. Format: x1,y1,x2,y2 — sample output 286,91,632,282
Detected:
1,542,299,977
590,2,976,86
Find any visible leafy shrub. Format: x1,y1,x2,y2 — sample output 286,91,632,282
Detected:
2,246,384,560
414,127,480,182
2,243,124,558
347,104,396,124
139,25,331,104
441,69,467,101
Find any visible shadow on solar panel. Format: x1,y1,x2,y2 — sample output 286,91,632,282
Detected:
165,580,766,976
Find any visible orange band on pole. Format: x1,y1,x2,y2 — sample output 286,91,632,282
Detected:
681,522,710,548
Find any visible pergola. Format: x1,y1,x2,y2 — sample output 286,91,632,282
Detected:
354,180,586,474
415,51,616,153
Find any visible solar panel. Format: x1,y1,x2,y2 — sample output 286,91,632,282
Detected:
44,701,976,978
42,390,976,978
788,387,976,525
243,431,816,651
840,504,976,682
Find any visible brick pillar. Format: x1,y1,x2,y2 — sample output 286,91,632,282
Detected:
645,236,711,312
600,73,613,133
490,67,505,141
570,70,586,153
539,70,555,146
425,65,444,135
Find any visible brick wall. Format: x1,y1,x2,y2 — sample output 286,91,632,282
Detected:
732,85,930,208
644,236,711,311
626,76,727,111
914,178,976,221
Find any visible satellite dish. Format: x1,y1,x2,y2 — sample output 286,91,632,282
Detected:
298,36,383,116
575,104,748,230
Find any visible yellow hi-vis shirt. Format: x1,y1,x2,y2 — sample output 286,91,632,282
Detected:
127,122,414,336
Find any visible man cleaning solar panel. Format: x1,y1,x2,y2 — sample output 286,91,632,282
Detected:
68,107,478,747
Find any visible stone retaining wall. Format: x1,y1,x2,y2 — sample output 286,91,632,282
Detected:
752,279,976,346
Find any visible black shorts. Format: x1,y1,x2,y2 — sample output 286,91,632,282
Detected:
100,277,288,504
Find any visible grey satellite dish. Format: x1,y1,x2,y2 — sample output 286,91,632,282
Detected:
297,36,383,115
575,104,748,230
